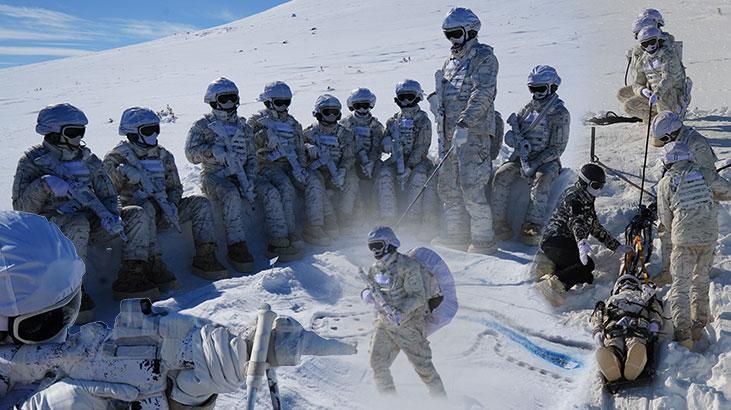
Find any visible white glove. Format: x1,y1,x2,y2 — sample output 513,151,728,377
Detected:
452,126,469,148
117,163,142,185
100,214,123,234
577,239,593,266
641,88,657,105
170,324,248,406
211,144,228,165
305,143,319,160
615,244,634,256
19,378,139,410
593,332,604,347
42,175,69,197
361,289,374,304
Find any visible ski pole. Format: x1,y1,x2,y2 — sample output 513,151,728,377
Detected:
246,304,277,410
638,98,654,209
717,162,731,173
395,144,455,227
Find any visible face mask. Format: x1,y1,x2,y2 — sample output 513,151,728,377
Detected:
444,28,466,49
354,107,371,117
529,84,550,100
141,133,158,146
641,38,659,53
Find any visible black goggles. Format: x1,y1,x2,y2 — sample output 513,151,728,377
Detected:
216,93,239,104
321,108,341,117
352,102,372,110
138,124,160,137
659,134,673,143
589,180,605,190
11,288,81,344
443,28,465,40
272,98,291,107
528,85,549,93
640,38,658,49
396,93,417,102
368,241,386,252
61,125,86,139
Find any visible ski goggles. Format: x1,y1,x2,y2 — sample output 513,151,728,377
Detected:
138,124,160,137
60,125,86,139
216,93,239,105
9,287,81,344
320,108,341,117
443,28,465,40
351,102,372,110
272,98,291,108
368,240,386,253
528,85,549,94
579,172,605,191
396,93,418,103
640,38,658,50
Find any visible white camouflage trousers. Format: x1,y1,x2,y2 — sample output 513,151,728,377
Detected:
669,244,715,340
201,172,249,244
492,160,560,227
135,195,217,254
376,160,436,223
300,168,333,227
617,86,684,120
260,165,297,235
369,316,445,395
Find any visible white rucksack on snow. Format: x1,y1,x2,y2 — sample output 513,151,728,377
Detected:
407,247,458,336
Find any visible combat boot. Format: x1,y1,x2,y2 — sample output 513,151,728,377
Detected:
113,260,160,301
596,346,622,382
493,220,513,242
147,254,181,292
267,237,301,262
303,225,332,246
467,239,497,255
431,234,470,251
192,242,229,280
529,250,556,280
227,241,254,273
623,341,647,381
520,223,543,246
535,274,566,307
75,286,95,325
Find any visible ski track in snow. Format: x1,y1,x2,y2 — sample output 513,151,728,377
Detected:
1,0,730,409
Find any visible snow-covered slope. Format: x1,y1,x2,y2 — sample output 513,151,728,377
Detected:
1,0,729,409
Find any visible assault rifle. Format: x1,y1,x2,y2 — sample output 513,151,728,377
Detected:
207,121,257,206
388,123,407,190
308,135,345,190
259,118,309,185
358,268,401,325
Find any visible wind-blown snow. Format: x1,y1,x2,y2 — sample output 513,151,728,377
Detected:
0,0,729,409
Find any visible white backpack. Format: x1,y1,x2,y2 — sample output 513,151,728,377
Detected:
407,247,459,336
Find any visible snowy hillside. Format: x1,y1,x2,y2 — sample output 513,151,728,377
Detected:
1,0,730,409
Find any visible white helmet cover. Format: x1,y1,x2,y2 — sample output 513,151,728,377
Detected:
204,77,239,104
395,79,424,97
259,81,293,102
313,94,342,115
367,226,401,248
651,110,683,139
527,65,561,87
0,211,84,331
118,107,160,136
35,103,88,135
612,274,641,295
639,8,664,27
637,26,662,43
442,7,481,33
347,88,377,109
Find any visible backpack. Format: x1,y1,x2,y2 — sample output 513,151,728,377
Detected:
407,247,458,336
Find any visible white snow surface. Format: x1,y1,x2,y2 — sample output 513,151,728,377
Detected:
1,0,730,409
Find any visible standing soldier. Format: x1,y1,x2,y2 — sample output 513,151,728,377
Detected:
650,110,718,285
619,26,689,120
361,226,446,396
656,142,731,348
248,81,330,246
12,103,158,319
535,164,632,306
340,88,385,223
104,107,228,282
377,80,436,231
432,7,499,254
492,65,569,245
304,94,359,236
186,78,299,273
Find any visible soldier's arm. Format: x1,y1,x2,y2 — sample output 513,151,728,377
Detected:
339,128,356,170
631,59,649,95
102,149,128,195
247,114,267,150
244,128,260,177
162,150,184,206
294,122,307,164
589,303,606,336
589,213,620,251
657,178,674,233
654,52,683,100
531,108,570,167
406,114,431,168
369,120,385,162
691,134,719,172
12,154,51,213
398,260,427,317
567,197,593,242
89,156,121,215
185,121,215,164
707,171,731,201
459,53,498,130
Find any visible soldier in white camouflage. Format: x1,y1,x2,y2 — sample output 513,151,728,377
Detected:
248,81,331,247
186,78,300,273
492,65,569,245
650,110,719,285
304,94,359,236
104,107,228,285
12,103,158,320
619,26,689,120
431,7,499,254
361,226,446,396
656,142,731,349
340,88,385,223
621,10,679,93
377,80,437,232
535,164,632,305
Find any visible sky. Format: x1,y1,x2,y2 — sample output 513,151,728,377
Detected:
0,0,290,68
